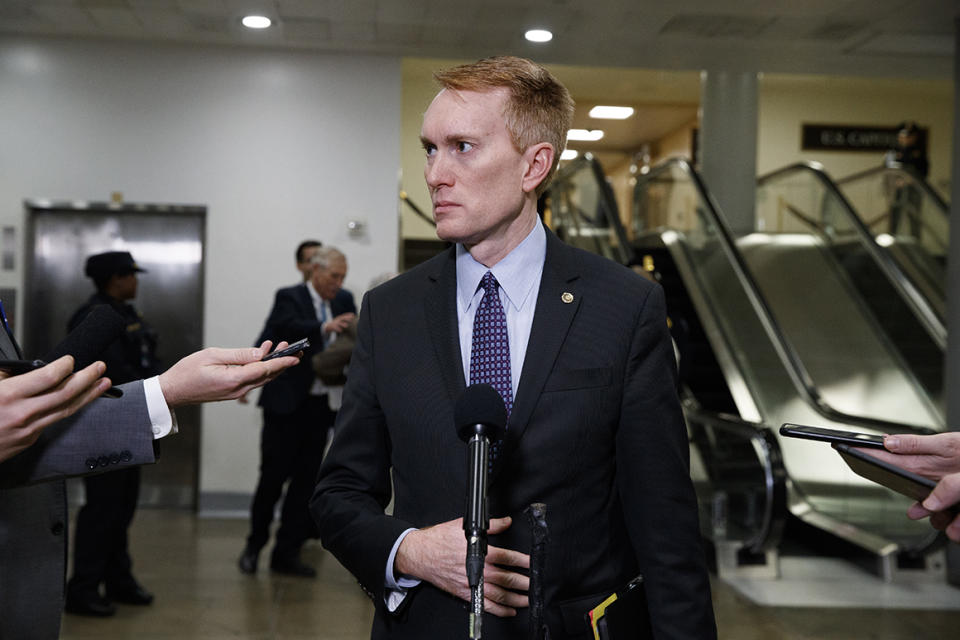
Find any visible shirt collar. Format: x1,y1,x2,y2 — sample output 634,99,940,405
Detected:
306,280,324,307
456,217,546,314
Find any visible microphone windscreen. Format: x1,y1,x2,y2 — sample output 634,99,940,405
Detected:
45,304,127,370
455,383,507,442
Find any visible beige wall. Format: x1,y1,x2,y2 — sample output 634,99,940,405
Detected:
400,58,466,241
758,74,953,197
653,120,698,165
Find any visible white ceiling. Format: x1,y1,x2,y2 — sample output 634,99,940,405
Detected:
1,0,955,159
1,0,954,76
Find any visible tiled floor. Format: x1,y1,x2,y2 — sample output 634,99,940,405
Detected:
59,509,960,639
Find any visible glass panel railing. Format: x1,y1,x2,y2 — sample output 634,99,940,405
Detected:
633,159,938,553
686,406,787,553
541,154,630,265
837,166,948,321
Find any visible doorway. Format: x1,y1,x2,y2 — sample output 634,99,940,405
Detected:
24,200,206,509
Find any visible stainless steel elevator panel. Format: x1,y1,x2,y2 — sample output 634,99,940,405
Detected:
24,202,206,508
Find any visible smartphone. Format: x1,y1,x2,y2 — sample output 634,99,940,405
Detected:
262,337,310,361
0,359,46,375
0,358,122,398
779,423,886,449
833,443,936,503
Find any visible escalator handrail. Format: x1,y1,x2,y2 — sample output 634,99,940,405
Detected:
836,163,950,213
758,161,945,350
636,158,935,435
684,403,787,553
399,191,437,228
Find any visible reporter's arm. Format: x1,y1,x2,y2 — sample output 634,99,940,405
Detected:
0,357,110,464
0,378,156,488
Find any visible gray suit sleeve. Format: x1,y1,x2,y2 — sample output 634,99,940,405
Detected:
0,380,158,488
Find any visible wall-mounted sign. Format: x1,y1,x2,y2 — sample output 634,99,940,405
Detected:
801,124,926,152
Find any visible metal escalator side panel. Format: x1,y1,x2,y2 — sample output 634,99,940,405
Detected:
760,163,946,351
737,233,942,431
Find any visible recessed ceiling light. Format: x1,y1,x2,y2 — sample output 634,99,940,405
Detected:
567,129,604,142
242,15,272,29
589,106,634,120
560,149,579,161
525,29,553,43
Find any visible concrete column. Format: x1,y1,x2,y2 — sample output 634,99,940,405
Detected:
699,70,759,235
945,17,960,587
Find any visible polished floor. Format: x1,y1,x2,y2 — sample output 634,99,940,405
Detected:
60,509,960,639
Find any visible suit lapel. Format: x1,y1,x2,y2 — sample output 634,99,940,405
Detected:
295,283,315,317
423,248,466,406
499,230,582,462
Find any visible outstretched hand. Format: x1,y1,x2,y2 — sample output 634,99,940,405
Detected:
158,341,299,408
873,433,960,542
0,356,111,463
394,516,530,617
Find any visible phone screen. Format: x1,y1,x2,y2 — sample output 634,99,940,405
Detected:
780,423,886,449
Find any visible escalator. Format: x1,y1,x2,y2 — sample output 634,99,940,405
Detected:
544,155,944,576
757,163,944,421
837,164,949,325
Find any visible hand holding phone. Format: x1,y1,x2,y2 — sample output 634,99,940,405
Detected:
0,359,122,397
833,443,937,502
0,359,47,376
261,338,310,361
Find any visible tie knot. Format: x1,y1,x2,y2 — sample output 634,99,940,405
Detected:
480,271,499,295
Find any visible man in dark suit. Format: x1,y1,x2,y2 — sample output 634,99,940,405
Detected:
65,251,162,616
312,57,716,639
239,247,356,577
0,324,298,639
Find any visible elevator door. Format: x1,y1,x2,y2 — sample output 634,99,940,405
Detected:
24,202,206,509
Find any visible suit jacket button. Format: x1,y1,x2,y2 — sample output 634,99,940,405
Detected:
97,456,110,468
110,452,121,464
51,522,64,536
121,450,133,462
85,457,98,470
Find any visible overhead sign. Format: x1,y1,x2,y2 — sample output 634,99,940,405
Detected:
801,124,922,152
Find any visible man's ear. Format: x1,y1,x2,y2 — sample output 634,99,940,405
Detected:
521,142,554,194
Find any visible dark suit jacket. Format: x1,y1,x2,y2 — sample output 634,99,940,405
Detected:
0,370,155,640
256,284,356,415
312,230,716,639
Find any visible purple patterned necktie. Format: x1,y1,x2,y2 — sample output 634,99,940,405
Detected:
469,271,513,426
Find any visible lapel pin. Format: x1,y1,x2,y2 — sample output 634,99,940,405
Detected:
561,292,574,304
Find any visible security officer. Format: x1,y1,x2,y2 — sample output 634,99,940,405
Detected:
65,251,162,617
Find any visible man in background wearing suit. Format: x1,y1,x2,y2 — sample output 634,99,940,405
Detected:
0,329,299,640
312,57,716,639
239,247,356,577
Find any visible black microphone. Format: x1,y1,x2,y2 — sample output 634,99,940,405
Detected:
455,383,506,639
45,304,127,397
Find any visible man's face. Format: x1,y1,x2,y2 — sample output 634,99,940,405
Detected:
297,245,320,280
421,88,530,247
311,256,347,301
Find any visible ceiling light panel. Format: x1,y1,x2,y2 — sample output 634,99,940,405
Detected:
567,129,604,141
589,106,634,119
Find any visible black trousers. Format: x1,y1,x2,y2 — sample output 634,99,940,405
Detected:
67,466,141,598
247,395,335,561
